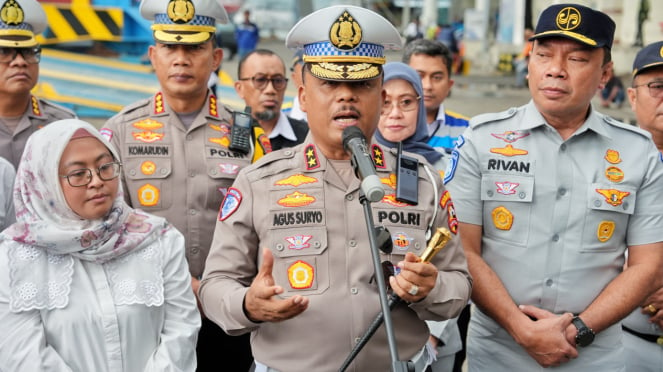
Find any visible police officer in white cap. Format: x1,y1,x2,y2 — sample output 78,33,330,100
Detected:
101,0,253,370
0,0,75,169
200,5,471,372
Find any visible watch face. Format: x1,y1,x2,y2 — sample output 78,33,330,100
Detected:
576,328,595,347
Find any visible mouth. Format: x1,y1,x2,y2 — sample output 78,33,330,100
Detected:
88,193,109,203
170,73,193,82
332,108,360,127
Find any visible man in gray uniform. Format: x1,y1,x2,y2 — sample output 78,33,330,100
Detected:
622,40,663,372
0,0,75,168
445,4,663,371
200,5,472,372
101,0,253,370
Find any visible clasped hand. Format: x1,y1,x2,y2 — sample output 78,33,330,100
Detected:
388,252,438,303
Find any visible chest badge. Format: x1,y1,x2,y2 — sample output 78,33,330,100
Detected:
492,206,513,230
490,144,528,157
287,260,315,289
597,220,615,242
277,191,316,207
604,149,621,164
595,188,630,206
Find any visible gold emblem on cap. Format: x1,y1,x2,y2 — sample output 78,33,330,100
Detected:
556,7,581,31
660,46,663,59
167,0,195,24
1,0,24,26
330,10,362,50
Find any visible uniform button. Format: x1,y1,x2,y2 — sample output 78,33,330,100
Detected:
189,171,195,177
346,194,354,201
350,287,358,294
414,242,421,250
349,240,357,247
276,244,284,251
518,191,526,199
129,169,136,176
313,241,321,248
545,278,553,287
284,150,292,156
354,337,361,344
160,168,168,175
552,234,559,242
558,188,566,196
189,209,197,215
560,144,567,151
211,169,218,175
191,248,199,254
186,135,193,140
487,190,494,197
594,200,602,207
623,202,629,210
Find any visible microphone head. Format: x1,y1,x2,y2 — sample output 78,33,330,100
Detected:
342,126,365,151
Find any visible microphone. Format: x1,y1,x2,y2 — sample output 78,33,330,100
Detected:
342,126,385,202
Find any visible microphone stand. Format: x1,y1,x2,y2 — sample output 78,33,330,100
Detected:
348,189,411,372
339,227,452,372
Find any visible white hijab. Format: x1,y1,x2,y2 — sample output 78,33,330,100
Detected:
3,119,168,311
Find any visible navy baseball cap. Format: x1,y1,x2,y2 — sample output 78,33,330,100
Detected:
632,41,663,77
530,4,615,49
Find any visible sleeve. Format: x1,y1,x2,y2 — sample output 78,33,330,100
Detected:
143,227,201,372
0,245,74,371
409,164,472,321
445,130,485,225
626,137,663,246
199,172,262,335
0,161,15,230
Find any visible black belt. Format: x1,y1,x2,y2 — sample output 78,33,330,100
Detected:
622,325,661,343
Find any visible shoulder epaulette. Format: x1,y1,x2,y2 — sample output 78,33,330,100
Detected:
39,99,77,119
470,107,518,128
602,115,651,139
245,148,299,181
112,98,152,122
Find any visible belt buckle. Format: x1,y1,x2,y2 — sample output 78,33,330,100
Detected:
657,336,663,346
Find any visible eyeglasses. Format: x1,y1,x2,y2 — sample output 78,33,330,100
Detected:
238,75,288,91
633,81,663,99
381,95,420,116
60,162,122,187
0,47,41,64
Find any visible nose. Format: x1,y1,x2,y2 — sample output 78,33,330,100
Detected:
87,170,105,188
172,46,191,66
10,51,28,66
545,55,567,79
337,82,358,103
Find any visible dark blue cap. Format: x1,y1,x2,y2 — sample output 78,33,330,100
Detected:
530,4,615,49
632,41,663,77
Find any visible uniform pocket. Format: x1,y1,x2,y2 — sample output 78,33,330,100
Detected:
269,226,329,296
124,158,172,209
480,174,534,246
579,183,635,252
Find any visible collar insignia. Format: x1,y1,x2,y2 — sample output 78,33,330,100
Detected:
305,144,320,170
209,95,218,117
372,144,386,168
154,92,165,114
30,95,41,116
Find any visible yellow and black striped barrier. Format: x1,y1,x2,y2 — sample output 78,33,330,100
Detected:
36,2,123,44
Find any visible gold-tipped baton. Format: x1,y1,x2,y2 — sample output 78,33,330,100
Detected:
339,227,452,372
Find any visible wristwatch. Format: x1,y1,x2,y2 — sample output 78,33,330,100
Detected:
572,316,595,347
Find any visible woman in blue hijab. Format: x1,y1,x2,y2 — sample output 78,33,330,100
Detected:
376,62,443,168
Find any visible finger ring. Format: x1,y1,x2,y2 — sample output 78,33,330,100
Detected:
648,304,658,314
408,284,419,296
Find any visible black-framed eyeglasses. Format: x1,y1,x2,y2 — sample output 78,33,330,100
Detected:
60,162,122,187
633,81,663,99
0,47,41,64
381,95,421,116
238,75,288,91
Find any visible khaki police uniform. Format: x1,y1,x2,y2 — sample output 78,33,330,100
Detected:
201,136,470,372
445,101,663,370
0,97,75,168
103,91,251,278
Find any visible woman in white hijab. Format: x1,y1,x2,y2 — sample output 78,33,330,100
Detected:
0,119,200,371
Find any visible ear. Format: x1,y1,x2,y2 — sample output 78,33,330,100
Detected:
599,61,614,88
148,45,157,68
234,80,244,99
298,84,306,113
212,47,223,70
627,87,637,112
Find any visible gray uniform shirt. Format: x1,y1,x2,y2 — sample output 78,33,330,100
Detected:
200,136,472,372
446,101,663,370
103,92,252,278
0,96,76,168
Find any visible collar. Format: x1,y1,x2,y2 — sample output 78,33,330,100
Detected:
269,113,297,141
522,100,612,139
427,103,446,135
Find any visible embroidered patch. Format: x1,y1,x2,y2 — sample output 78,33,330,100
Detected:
440,190,452,209
604,149,621,164
99,128,113,142
132,131,164,143
154,92,165,114
496,181,519,195
257,132,272,154
209,123,230,134
140,161,156,175
219,163,240,175
392,232,412,250
275,174,319,187
138,183,160,207
372,144,386,169
381,194,409,207
595,188,630,206
132,118,163,130
287,260,314,289
285,235,312,249
305,144,320,170
31,96,41,116
380,174,397,189
447,202,458,234
443,149,459,185
490,145,528,157
597,220,615,242
209,95,218,117
218,188,242,221
209,137,230,147
491,130,529,143
492,206,513,230
277,191,316,207
605,166,624,183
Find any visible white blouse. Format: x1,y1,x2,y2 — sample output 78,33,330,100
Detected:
0,227,200,372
